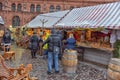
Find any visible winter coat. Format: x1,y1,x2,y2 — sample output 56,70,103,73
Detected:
30,35,41,50
57,30,63,40
42,34,61,52
65,38,76,50
3,33,11,44
42,33,49,50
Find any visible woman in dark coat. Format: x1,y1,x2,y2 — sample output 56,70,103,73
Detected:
30,32,42,58
65,34,76,50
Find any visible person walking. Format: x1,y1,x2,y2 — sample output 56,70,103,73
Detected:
42,29,61,75
2,30,11,52
30,32,42,58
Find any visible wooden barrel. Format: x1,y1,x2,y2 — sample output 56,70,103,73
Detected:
107,58,120,80
62,50,78,73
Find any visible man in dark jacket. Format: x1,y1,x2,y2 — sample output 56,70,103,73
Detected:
57,30,63,60
57,30,63,40
30,32,42,58
2,30,11,52
42,29,61,75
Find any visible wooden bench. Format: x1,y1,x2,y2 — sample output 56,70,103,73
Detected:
0,55,33,80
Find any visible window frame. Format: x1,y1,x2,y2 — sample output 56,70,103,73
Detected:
0,2,2,10
12,16,20,27
30,4,35,12
17,4,22,12
11,3,16,11
56,5,61,12
36,5,41,12
49,5,54,12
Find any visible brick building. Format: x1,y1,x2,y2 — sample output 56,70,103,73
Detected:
0,0,119,28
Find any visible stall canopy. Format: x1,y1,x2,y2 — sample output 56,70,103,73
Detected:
26,10,70,28
55,2,120,29
0,16,4,25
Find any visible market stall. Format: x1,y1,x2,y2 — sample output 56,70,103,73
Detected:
26,10,69,28
55,2,120,66
25,10,70,38
20,10,70,52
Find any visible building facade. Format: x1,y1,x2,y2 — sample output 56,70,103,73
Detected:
0,0,119,28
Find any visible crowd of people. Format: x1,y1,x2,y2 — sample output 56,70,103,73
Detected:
29,29,76,75
1,28,76,75
2,28,120,75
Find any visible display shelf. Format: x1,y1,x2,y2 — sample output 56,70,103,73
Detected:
76,42,114,52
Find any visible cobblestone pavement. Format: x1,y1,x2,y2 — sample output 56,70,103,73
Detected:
0,45,25,67
2,45,107,80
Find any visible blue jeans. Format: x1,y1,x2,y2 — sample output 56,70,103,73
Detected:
48,51,59,72
43,49,48,55
43,49,48,59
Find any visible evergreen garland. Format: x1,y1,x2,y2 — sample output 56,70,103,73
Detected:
113,40,120,58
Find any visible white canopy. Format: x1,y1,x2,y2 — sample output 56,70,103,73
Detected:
26,10,69,28
55,2,120,29
0,16,4,25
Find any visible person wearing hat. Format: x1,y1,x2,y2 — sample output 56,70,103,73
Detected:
29,32,42,58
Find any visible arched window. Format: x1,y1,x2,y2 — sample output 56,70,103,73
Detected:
17,4,22,12
70,6,74,10
12,16,20,27
49,5,54,12
0,3,2,10
36,5,41,12
56,5,61,12
30,4,35,12
11,3,16,11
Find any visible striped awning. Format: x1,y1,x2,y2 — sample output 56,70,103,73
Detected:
0,16,4,25
55,2,120,29
26,10,69,28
